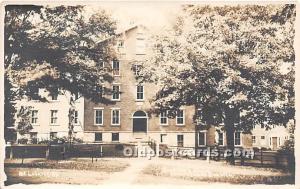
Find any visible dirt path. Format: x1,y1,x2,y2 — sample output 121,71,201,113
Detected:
103,158,152,184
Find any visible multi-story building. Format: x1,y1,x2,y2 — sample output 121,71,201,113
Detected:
10,24,290,151
13,89,84,143
83,25,196,148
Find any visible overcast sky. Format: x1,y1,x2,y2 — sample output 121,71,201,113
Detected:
86,2,184,33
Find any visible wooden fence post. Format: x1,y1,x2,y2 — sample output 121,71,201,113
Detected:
10,146,13,159
260,148,263,167
46,144,50,159
100,146,103,157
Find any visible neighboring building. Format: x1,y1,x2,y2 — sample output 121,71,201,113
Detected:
13,89,84,143
251,125,290,150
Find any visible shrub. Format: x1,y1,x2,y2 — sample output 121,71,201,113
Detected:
18,138,28,144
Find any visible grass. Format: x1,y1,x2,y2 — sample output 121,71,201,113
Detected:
142,160,294,184
5,158,129,173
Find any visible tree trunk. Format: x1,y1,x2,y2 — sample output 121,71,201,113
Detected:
224,105,235,165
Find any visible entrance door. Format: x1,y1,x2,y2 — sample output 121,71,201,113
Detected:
272,137,278,150
132,111,147,133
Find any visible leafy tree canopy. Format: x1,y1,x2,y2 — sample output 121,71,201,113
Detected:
5,5,117,103
139,4,295,133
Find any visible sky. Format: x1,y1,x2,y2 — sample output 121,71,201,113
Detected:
86,2,184,33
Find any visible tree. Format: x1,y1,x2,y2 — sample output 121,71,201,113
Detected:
139,4,295,164
5,5,117,143
16,106,33,137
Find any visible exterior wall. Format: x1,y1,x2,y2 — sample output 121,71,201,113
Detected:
83,25,196,147
15,89,84,142
196,126,252,148
83,131,195,147
251,125,289,150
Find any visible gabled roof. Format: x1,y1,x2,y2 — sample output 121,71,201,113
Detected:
96,24,144,44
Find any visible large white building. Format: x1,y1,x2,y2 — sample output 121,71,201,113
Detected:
14,89,84,143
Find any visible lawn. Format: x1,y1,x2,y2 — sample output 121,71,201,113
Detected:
4,158,129,185
141,159,294,185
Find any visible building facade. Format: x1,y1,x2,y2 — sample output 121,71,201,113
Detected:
83,25,196,147
14,89,84,143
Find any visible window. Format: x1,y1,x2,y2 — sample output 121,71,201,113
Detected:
74,110,79,124
218,132,224,146
198,132,206,146
112,60,120,76
160,134,167,143
112,133,119,142
285,136,289,140
31,110,38,124
95,133,102,142
134,64,141,76
136,85,144,100
234,132,241,146
96,86,103,98
279,137,281,146
112,85,120,100
50,132,57,139
99,61,104,68
261,136,265,140
136,36,146,54
176,109,185,125
177,135,184,147
261,124,265,129
51,94,58,100
50,110,58,125
117,40,124,48
111,109,120,125
30,132,37,139
270,138,272,146
196,109,203,124
252,136,256,144
94,109,103,125
160,110,168,125
70,92,80,102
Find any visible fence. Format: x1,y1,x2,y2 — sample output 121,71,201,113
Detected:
195,146,294,171
5,143,137,160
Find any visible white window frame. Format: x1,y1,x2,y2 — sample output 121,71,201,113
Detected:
176,109,185,125
94,108,104,126
112,85,121,101
112,60,120,76
177,134,184,147
234,132,242,146
96,85,104,98
198,131,207,146
218,132,224,146
252,135,256,144
134,64,141,76
50,110,58,125
196,108,202,124
159,110,168,125
136,85,144,101
160,134,167,143
111,108,120,126
31,110,38,125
